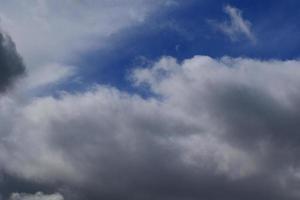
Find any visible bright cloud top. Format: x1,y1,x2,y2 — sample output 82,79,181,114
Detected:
9,192,63,200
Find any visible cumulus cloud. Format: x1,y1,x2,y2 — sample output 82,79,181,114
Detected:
0,31,25,92
210,5,255,42
9,192,63,200
1,55,300,199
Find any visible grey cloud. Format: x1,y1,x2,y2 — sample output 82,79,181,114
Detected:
0,32,25,92
2,56,300,199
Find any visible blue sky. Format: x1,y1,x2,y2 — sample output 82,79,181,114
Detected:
70,0,300,93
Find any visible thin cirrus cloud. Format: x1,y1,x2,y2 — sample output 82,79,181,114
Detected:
210,5,256,43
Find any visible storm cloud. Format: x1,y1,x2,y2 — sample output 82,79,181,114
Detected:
0,31,25,91
1,56,300,199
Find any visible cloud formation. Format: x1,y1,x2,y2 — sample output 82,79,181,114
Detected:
9,192,63,200
0,0,170,92
0,0,169,67
1,55,300,199
0,31,25,91
211,5,255,42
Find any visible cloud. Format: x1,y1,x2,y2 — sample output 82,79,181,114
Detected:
1,55,300,199
0,0,170,92
9,192,63,200
0,0,169,67
210,5,256,42
0,31,25,92
23,63,75,91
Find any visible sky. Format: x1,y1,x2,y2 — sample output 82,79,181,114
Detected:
0,0,300,200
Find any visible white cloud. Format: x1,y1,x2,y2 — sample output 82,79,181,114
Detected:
210,5,255,42
0,0,170,90
23,63,75,90
9,192,63,200
2,55,300,199
0,0,167,67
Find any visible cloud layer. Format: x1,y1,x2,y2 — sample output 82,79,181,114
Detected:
1,55,300,199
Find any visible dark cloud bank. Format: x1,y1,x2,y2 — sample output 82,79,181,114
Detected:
1,55,300,200
0,31,25,92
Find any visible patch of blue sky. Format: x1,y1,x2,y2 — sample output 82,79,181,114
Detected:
56,0,300,97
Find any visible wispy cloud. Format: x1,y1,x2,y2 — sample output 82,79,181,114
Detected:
210,5,256,43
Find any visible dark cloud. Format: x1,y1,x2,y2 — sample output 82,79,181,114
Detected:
0,173,56,199
0,32,25,92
